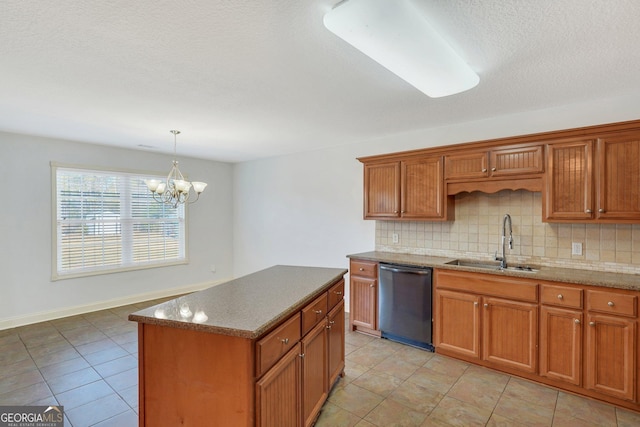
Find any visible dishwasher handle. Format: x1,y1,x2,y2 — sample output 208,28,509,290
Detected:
379,264,432,275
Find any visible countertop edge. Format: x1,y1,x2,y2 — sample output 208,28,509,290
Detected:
128,267,348,340
348,251,640,292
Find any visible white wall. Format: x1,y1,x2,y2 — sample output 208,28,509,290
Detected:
232,93,640,309
0,132,234,328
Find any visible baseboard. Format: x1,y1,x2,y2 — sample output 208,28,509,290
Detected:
0,278,230,331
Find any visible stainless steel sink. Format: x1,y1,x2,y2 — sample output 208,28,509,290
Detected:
445,259,539,273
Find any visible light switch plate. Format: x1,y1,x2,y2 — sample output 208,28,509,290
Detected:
572,242,583,255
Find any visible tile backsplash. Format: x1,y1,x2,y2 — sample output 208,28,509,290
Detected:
376,190,640,274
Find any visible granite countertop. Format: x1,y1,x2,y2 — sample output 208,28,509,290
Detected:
348,251,640,292
128,265,347,339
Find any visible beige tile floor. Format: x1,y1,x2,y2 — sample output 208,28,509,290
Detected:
1,299,639,426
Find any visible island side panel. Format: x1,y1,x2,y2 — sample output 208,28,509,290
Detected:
138,323,255,426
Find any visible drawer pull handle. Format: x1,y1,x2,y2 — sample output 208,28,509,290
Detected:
329,320,335,325
607,301,614,307
335,291,343,295
557,294,563,300
574,319,580,325
281,338,289,345
589,321,596,326
314,310,323,315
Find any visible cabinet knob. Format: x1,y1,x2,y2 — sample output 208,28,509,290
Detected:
394,210,398,214
299,353,305,358
359,267,364,271
589,321,596,326
369,284,375,288
474,302,478,307
607,301,614,307
326,325,332,330
557,294,563,300
482,168,487,173
314,309,323,315
401,210,405,213
599,208,605,213
491,167,496,171
483,303,489,308
585,209,592,213
329,320,335,325
335,291,343,295
282,338,289,345
574,319,581,325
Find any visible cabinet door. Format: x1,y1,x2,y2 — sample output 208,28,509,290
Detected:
363,162,400,219
444,151,489,180
597,134,640,221
482,297,538,373
490,145,543,177
256,343,301,427
350,276,377,331
434,289,480,359
401,156,444,219
301,321,327,427
327,300,345,388
585,314,636,401
539,306,582,385
544,140,594,221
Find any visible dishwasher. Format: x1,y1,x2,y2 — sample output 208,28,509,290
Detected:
378,263,434,351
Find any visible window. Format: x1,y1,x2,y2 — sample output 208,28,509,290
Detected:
52,163,187,280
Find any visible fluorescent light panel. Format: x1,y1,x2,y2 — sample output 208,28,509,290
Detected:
323,0,479,98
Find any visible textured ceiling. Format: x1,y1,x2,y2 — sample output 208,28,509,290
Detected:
2,0,640,162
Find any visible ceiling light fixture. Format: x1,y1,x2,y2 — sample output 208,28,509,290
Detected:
323,0,479,98
144,130,207,208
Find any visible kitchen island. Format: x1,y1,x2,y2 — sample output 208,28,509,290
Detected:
129,265,347,427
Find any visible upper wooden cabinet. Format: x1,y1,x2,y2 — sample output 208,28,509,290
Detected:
363,156,449,220
544,132,640,223
445,145,544,181
597,133,640,221
544,139,594,221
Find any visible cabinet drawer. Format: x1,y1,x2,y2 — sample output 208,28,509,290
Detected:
351,260,378,278
328,279,345,311
541,284,582,309
302,293,328,335
587,290,637,318
256,313,301,377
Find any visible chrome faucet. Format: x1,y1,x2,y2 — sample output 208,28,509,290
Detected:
495,214,513,269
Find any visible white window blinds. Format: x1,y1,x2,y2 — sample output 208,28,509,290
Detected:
52,164,187,279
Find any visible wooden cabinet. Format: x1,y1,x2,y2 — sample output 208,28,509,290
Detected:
585,289,637,401
349,259,379,336
256,343,302,427
434,289,480,358
482,296,538,373
544,139,594,221
539,283,584,385
327,300,345,388
445,145,543,180
596,133,640,221
433,269,538,374
301,321,327,427
363,156,448,220
545,132,640,223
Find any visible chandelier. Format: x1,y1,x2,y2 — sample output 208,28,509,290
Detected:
144,130,207,208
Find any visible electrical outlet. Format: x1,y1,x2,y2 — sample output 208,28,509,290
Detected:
571,242,583,256
392,233,399,244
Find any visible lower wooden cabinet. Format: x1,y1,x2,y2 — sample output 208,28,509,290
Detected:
434,289,480,358
301,321,328,427
256,343,302,427
327,300,346,387
349,259,380,335
482,297,537,373
539,306,582,385
586,313,636,401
